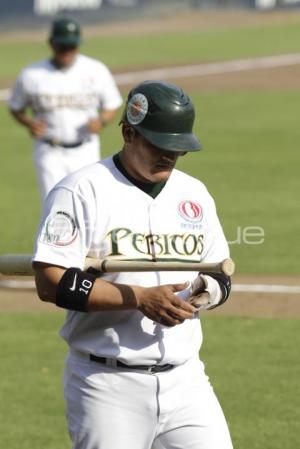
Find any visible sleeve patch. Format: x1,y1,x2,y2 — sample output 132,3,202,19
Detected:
40,211,78,246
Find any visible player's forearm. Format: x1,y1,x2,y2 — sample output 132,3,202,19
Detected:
10,112,46,138
87,109,119,134
100,108,118,126
34,263,141,310
34,264,195,326
10,109,33,129
88,281,142,311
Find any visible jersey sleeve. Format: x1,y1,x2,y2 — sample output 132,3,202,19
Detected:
32,186,95,270
201,193,230,263
9,73,30,111
97,64,123,111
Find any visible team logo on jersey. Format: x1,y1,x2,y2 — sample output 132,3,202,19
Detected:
40,211,78,246
32,93,100,111
127,93,148,125
105,227,204,260
178,201,203,223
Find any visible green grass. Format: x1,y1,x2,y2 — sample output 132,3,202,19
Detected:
0,313,299,449
1,89,299,273
200,316,300,449
1,20,300,82
0,312,69,449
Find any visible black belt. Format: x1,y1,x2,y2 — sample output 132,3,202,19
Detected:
41,138,85,148
90,354,174,373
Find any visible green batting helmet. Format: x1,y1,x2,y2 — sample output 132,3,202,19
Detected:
49,17,81,46
121,80,202,152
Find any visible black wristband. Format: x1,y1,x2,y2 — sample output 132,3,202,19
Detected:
206,273,231,305
56,268,97,312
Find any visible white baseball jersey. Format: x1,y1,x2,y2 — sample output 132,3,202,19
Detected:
9,54,123,144
33,155,229,365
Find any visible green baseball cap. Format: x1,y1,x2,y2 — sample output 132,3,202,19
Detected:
121,80,202,153
49,17,81,46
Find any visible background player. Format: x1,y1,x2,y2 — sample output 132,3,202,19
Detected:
9,17,123,200
33,80,233,449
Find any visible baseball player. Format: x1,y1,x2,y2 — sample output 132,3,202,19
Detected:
9,17,123,200
33,80,233,449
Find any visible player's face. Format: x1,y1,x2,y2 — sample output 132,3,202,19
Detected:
122,125,186,183
50,43,78,67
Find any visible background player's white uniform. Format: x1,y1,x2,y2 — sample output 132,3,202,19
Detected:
9,55,122,199
33,155,233,449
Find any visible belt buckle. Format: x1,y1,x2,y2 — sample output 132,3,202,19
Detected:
147,365,157,374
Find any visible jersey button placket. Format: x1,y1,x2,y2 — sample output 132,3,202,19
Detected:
147,202,158,262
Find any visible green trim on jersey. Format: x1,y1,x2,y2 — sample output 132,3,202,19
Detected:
113,153,166,199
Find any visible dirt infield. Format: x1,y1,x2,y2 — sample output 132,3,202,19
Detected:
169,64,300,92
2,60,300,93
113,62,300,93
0,275,299,318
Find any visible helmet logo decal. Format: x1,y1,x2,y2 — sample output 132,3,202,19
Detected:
178,201,203,223
127,93,148,125
67,23,76,32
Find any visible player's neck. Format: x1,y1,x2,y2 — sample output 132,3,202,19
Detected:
113,153,166,199
50,56,77,70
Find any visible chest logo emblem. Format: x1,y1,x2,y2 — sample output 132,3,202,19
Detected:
178,201,203,223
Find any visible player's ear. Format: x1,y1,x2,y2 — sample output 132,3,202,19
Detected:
122,124,136,144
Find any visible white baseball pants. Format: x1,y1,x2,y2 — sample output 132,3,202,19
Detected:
64,351,233,449
34,139,100,201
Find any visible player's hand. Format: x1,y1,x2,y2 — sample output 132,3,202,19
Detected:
188,275,210,311
137,283,197,327
28,119,47,138
87,117,102,134
190,275,206,297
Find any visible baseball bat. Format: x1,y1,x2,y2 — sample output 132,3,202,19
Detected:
0,254,235,277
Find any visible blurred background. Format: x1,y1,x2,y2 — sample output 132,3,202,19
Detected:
1,0,300,29
0,1,299,449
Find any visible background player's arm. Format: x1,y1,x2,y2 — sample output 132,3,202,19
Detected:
9,73,46,138
87,108,119,134
34,262,196,327
87,63,123,135
10,109,46,138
